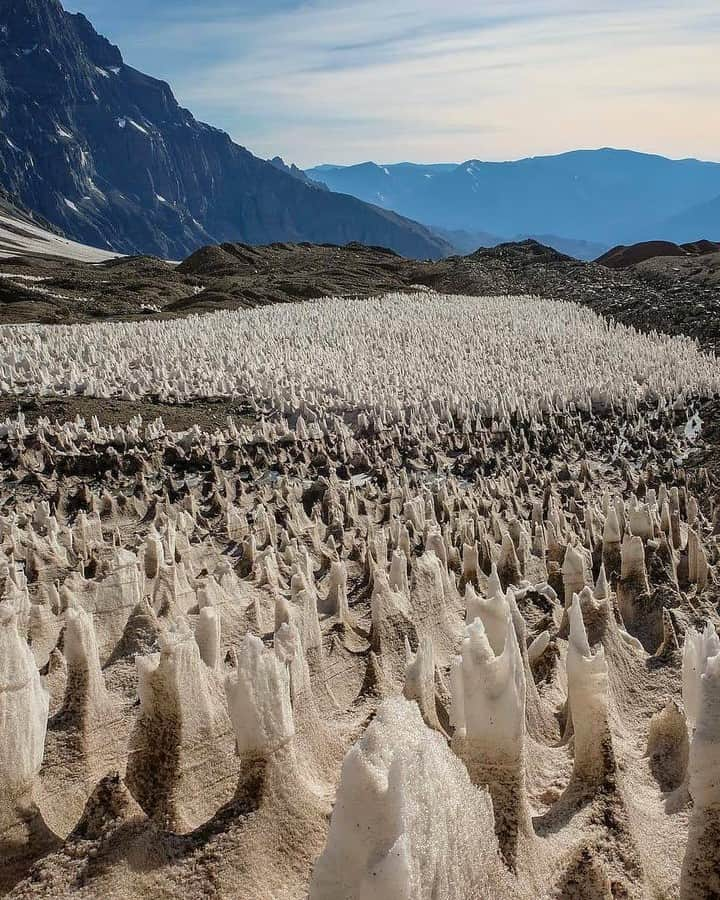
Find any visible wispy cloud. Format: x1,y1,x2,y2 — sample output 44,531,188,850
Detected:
66,0,720,167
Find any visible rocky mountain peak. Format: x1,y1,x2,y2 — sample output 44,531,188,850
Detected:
0,0,449,259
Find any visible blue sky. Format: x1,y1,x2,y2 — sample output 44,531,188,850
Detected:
65,1,720,168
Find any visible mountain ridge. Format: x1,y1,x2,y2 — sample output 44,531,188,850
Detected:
306,149,720,248
0,0,450,259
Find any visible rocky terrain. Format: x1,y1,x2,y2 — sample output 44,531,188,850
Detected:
0,236,718,354
430,242,720,354
630,249,720,292
0,0,449,260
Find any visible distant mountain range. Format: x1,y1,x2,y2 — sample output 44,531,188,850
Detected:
0,1,717,263
307,152,720,257
0,0,449,260
429,226,607,261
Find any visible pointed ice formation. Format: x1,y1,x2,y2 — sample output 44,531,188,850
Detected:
687,528,710,590
593,563,609,601
682,623,720,731
498,532,522,588
389,549,409,597
58,606,112,730
320,559,350,619
195,605,222,668
463,585,511,656
617,533,650,636
225,633,294,759
462,541,480,585
0,596,49,814
450,611,530,865
368,570,417,689
403,635,445,735
125,622,237,832
562,544,589,608
566,594,613,787
527,630,551,666
681,636,720,898
602,505,622,577
309,698,512,900
143,528,164,579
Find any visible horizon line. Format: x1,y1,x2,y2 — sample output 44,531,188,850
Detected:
302,146,720,171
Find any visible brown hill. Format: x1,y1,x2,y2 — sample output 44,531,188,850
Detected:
598,239,720,268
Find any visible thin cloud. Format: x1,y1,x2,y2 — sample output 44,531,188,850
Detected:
66,0,720,167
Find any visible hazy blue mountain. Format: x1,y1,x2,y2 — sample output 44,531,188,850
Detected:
307,150,720,247
428,226,503,255
427,227,607,260
0,0,450,260
306,162,458,214
514,234,609,261
660,195,720,242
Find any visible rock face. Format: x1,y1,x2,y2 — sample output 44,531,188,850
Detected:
268,157,327,190
0,0,449,260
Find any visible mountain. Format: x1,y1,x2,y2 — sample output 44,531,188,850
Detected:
517,234,608,261
660,195,720,242
425,226,606,261
306,162,458,211
597,240,720,269
267,156,328,190
0,0,449,260
429,226,504,255
0,184,117,260
307,149,720,247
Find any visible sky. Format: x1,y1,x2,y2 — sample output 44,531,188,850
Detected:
64,0,720,168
